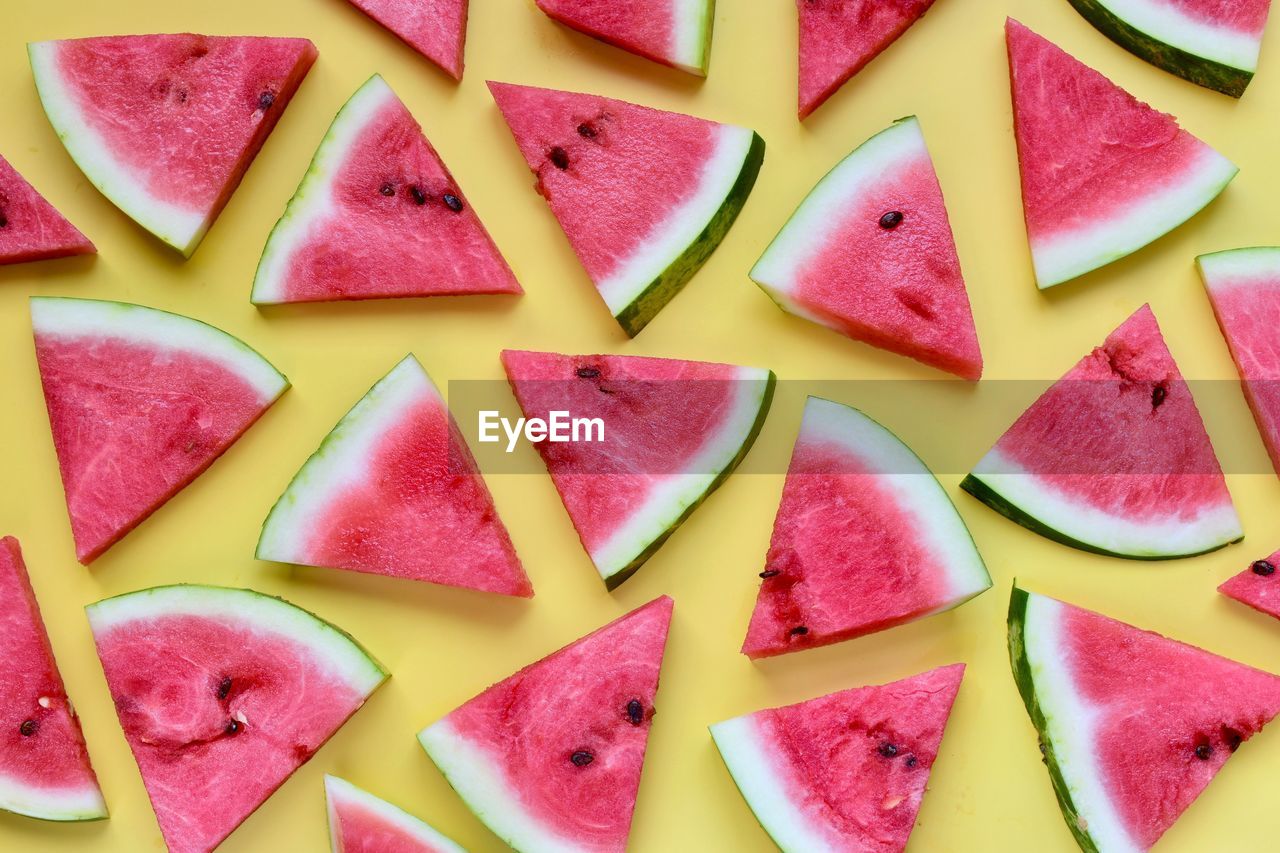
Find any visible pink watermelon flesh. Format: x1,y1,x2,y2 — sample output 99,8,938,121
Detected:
0,537,104,819
422,596,672,851
1220,548,1280,619
347,0,467,79
1166,0,1271,32
0,155,94,265
798,0,938,119
327,781,458,853
534,0,689,71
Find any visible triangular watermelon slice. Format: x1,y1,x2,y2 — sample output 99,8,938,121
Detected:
750,115,983,380
1009,586,1280,851
0,537,106,822
742,397,991,659
29,34,317,257
325,775,464,853
346,0,468,79
962,304,1241,559
1197,246,1280,476
488,82,764,336
0,154,95,265
252,75,519,305
501,349,774,587
419,596,672,853
1006,19,1237,288
710,664,964,852
87,585,386,853
257,354,531,597
533,0,715,75
32,297,289,564
1219,547,1280,620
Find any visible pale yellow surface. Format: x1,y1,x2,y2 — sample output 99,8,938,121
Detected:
2,0,1280,850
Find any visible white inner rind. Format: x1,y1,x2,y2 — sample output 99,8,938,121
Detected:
1094,0,1265,71
1197,246,1280,291
252,75,396,304
257,355,437,563
596,124,755,317
325,775,464,853
85,585,386,696
0,774,107,822
1030,141,1237,289
30,297,288,403
28,41,208,256
418,719,589,853
970,447,1243,557
671,0,713,74
1020,591,1141,853
590,366,771,580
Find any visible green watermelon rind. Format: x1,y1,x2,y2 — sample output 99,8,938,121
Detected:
681,0,717,75
324,775,464,853
1065,0,1258,97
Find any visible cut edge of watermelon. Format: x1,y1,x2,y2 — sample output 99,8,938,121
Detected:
0,776,107,823
1066,0,1263,96
30,296,289,404
594,366,775,588
324,774,463,853
672,0,716,75
1197,245,1280,286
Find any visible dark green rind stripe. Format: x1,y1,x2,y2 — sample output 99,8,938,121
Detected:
959,474,1241,560
613,131,766,337
1007,586,1100,853
1066,0,1253,97
603,371,776,589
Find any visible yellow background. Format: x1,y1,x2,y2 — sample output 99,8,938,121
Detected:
3,0,1280,850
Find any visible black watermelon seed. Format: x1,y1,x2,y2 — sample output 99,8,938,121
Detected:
1194,743,1212,760
1224,728,1243,752
626,699,644,725
216,676,232,700
577,123,596,138
410,185,427,205
19,719,38,737
1151,384,1167,408
0,214,7,229
549,146,570,170
878,742,898,758
225,720,241,735
759,569,780,579
789,626,809,636
879,211,904,230
576,367,601,379
570,750,594,767
379,183,395,197
258,91,276,111
905,755,918,768
1252,560,1276,576
443,193,464,212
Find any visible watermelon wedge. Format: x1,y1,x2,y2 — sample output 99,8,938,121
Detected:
0,154,94,265
32,297,289,564
742,397,991,659
501,349,774,587
798,0,939,119
257,354,531,597
29,34,316,257
0,537,106,822
419,596,672,853
325,775,464,853
1006,19,1237,288
750,115,983,380
1219,548,1280,620
1009,586,1280,852
962,304,1241,559
710,664,964,852
1067,0,1273,97
87,585,387,853
346,0,468,79
252,75,519,305
489,82,764,336
1197,246,1280,476
533,0,715,75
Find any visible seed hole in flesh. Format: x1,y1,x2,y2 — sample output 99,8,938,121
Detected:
0,214,8,229
789,626,809,636
759,569,780,579
1194,743,1212,760
576,366,601,379
258,91,276,111
443,193,463,212
216,676,232,700
379,183,395,197
577,123,596,138
879,211,904,230
549,146,570,170
1223,727,1243,752
1252,560,1275,577
570,750,594,767
410,186,427,206
626,699,644,725
19,719,38,737
1151,384,1167,408
878,742,898,758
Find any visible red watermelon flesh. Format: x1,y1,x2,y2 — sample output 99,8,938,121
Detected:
418,596,672,852
0,537,106,821
798,0,939,119
710,664,963,852
533,0,713,75
1219,548,1280,620
347,0,467,79
1162,0,1270,32
0,155,94,265
252,75,519,304
326,775,465,853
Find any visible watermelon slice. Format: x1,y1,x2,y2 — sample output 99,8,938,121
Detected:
798,0,940,119
28,34,316,257
252,75,519,305
742,397,990,659
1219,548,1280,620
1006,19,1237,288
750,115,983,380
0,154,94,265
1009,586,1280,851
1067,0,1273,97
0,537,106,822
962,304,1241,559
533,0,715,75
1197,246,1280,476
710,664,964,852
325,775,464,853
257,354,531,597
32,297,289,564
488,82,764,336
346,0,468,79
501,349,774,587
418,596,672,853
87,584,387,853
